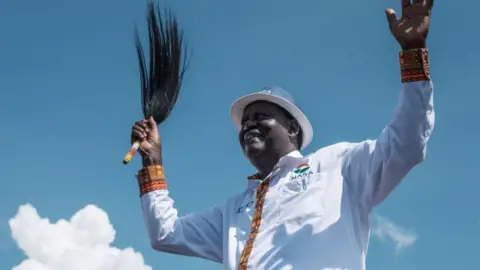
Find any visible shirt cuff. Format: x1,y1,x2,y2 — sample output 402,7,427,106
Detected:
400,48,431,83
137,165,167,197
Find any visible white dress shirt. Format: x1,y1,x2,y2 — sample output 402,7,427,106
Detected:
140,80,435,270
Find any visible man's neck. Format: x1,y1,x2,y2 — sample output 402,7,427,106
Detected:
255,148,297,179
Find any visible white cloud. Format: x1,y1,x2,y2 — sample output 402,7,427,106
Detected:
371,214,418,253
9,204,152,270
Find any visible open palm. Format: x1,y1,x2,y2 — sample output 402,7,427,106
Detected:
386,0,434,50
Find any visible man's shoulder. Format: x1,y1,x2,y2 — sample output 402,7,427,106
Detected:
305,140,378,164
308,141,363,158
301,141,370,173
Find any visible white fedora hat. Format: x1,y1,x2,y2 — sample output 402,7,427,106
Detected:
230,86,313,150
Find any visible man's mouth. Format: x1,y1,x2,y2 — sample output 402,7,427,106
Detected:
243,130,263,144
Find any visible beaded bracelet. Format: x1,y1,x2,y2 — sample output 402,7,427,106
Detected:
400,48,431,83
137,165,167,197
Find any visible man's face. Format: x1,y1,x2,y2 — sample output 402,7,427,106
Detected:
239,101,294,161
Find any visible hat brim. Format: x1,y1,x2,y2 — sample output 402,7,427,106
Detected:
230,93,313,150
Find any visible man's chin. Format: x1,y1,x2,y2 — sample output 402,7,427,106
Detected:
244,143,266,158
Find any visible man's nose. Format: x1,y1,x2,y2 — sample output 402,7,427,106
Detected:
242,120,257,131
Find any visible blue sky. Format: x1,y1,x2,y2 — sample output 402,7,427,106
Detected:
0,0,478,269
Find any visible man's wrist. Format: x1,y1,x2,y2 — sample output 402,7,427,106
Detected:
137,165,167,197
142,155,162,167
399,48,431,83
401,42,426,51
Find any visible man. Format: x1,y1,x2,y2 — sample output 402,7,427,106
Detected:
132,0,435,269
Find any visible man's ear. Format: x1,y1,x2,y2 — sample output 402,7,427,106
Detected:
288,119,300,137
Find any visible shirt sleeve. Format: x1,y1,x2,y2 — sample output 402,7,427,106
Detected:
342,79,435,209
140,189,224,263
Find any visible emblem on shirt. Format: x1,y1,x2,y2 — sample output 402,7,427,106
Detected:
237,200,254,214
291,163,313,180
293,163,310,174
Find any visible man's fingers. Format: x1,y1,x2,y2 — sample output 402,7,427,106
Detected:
132,121,149,142
145,116,158,132
132,130,146,141
134,120,148,130
385,9,397,26
401,0,411,9
133,125,146,135
131,117,158,145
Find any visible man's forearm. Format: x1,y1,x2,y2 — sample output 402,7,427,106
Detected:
381,47,434,166
137,155,224,262
342,47,435,208
142,144,163,167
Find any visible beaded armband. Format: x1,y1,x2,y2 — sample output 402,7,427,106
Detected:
400,48,431,83
137,165,167,197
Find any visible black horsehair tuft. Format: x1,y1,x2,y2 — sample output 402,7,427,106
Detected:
135,1,188,123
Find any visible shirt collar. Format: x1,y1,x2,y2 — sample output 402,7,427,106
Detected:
246,150,307,188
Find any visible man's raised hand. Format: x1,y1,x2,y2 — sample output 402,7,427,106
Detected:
385,0,434,50
131,116,162,164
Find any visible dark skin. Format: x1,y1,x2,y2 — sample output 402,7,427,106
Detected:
386,0,434,50
131,116,162,167
239,101,301,178
131,0,434,172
